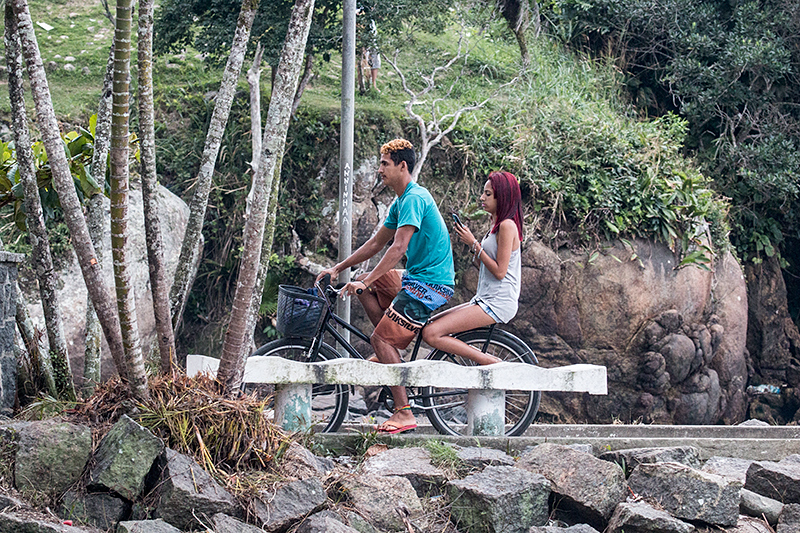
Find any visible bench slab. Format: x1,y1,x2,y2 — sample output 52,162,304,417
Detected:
187,354,607,394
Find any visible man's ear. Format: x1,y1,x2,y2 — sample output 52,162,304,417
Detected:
399,160,408,172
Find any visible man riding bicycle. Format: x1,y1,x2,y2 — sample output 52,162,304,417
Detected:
316,138,454,434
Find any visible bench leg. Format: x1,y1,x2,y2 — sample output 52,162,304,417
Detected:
466,389,505,436
274,383,312,432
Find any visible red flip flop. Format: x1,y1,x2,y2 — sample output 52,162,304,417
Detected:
375,423,417,434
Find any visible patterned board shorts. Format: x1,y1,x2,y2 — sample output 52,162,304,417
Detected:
368,270,453,349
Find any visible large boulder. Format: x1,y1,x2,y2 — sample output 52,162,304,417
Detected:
493,239,748,425
152,449,239,530
516,443,626,527
10,421,92,497
23,183,189,382
744,460,800,503
359,446,448,496
252,477,327,532
333,474,424,532
88,415,165,501
627,462,740,527
447,465,550,533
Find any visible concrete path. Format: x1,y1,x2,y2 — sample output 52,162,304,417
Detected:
313,423,800,461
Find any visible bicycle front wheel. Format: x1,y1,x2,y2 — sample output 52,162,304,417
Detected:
422,328,540,436
246,338,349,433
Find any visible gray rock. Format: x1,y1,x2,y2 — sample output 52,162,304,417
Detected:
296,513,360,533
153,448,239,530
335,474,424,532
448,465,550,533
738,419,771,426
63,63,76,72
529,525,600,532
779,454,800,465
599,446,701,476
745,460,800,503
81,66,91,76
740,488,783,525
211,513,264,533
60,490,129,530
343,511,380,533
454,445,516,468
277,441,335,480
0,511,98,532
627,462,740,526
359,446,448,496
606,501,695,533
13,421,92,496
517,443,626,525
777,503,800,533
118,519,181,533
701,456,754,483
725,516,774,532
0,492,25,510
253,477,327,532
88,415,165,500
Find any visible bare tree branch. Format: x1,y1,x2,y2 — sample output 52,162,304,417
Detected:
384,31,516,182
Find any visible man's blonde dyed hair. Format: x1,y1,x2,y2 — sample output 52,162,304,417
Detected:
380,138,413,154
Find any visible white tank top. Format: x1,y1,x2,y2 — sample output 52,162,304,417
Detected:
471,231,521,323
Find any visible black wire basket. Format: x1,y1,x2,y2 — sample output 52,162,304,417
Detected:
276,285,326,338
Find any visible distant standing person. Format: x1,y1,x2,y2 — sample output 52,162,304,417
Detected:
368,19,380,91
423,171,524,364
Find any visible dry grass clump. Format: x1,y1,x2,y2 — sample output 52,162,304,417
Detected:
135,373,290,475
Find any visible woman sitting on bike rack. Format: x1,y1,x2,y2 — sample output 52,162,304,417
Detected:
422,171,524,365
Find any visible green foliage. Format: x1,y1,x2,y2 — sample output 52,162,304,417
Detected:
546,0,800,265
0,122,104,247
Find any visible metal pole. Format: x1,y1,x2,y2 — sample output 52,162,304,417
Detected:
338,0,356,347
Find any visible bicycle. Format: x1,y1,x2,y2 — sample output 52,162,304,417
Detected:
248,275,541,436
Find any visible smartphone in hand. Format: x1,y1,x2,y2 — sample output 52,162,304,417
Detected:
451,212,464,227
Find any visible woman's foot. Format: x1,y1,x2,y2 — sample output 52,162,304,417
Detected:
375,411,417,434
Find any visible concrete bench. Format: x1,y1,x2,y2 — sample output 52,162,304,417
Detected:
187,354,607,436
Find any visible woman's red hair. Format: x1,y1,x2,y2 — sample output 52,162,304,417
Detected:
488,171,523,240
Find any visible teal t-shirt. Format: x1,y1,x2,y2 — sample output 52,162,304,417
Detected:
384,182,454,285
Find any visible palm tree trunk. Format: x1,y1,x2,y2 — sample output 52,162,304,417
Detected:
0,234,55,397
83,47,114,397
218,0,316,392
9,0,130,388
4,4,76,401
139,0,177,374
110,0,149,399
169,0,260,334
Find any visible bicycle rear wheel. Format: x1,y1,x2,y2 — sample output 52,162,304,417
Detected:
246,338,349,433
421,328,540,436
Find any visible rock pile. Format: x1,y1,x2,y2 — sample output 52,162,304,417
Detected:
1,416,799,532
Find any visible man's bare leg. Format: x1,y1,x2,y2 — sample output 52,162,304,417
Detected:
372,333,416,429
355,273,384,326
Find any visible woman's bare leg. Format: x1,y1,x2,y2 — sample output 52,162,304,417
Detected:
423,304,501,365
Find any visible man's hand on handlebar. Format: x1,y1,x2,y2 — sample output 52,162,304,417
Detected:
341,279,368,298
316,267,339,285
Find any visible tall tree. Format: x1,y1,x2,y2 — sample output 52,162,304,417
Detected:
9,0,131,390
83,50,114,397
169,0,260,333
138,0,177,374
217,0,316,392
4,4,76,401
110,0,149,399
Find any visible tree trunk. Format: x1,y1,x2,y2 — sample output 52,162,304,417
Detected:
4,5,76,401
245,43,264,218
110,0,149,399
0,234,54,396
291,53,314,116
9,0,130,387
139,0,177,374
499,0,532,68
242,162,282,360
218,0,316,392
83,47,114,397
169,0,260,334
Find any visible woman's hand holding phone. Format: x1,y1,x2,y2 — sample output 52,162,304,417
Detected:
451,212,475,245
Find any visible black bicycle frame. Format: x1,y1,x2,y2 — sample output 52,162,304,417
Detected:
310,284,498,362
